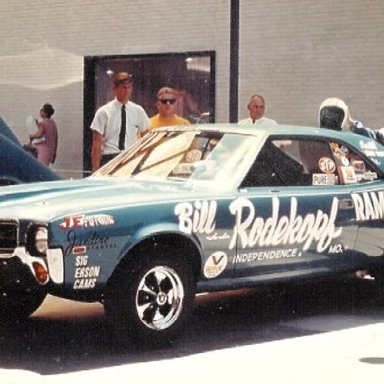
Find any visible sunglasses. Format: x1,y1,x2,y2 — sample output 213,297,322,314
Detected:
159,99,176,105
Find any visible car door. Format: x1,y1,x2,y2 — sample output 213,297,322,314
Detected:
233,136,359,281
332,137,384,262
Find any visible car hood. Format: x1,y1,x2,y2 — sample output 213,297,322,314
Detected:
0,177,217,221
0,133,61,184
0,116,20,145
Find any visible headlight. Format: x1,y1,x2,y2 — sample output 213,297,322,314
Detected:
35,226,48,254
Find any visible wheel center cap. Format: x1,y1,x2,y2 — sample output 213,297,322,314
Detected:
157,292,167,305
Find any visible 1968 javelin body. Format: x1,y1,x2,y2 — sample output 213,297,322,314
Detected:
1,124,384,343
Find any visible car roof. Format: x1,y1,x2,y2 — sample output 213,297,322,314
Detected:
160,123,356,141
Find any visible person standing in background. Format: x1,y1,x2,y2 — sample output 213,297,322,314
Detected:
29,103,58,166
319,97,376,139
238,94,278,126
90,72,150,171
149,87,190,130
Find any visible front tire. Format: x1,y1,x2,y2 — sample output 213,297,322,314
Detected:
105,248,195,345
0,287,46,320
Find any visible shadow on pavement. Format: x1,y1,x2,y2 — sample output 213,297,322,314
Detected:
0,277,383,375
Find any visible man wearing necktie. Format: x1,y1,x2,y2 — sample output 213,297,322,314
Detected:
90,72,150,172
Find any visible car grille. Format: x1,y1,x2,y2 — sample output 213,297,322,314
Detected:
0,221,18,254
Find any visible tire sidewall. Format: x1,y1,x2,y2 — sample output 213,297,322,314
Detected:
0,288,46,320
105,249,195,345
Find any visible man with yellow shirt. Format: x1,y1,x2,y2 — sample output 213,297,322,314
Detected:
150,87,190,129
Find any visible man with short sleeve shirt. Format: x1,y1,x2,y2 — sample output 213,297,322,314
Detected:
90,72,150,171
149,87,190,130
238,94,278,126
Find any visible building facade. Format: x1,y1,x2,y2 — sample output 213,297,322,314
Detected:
1,0,383,176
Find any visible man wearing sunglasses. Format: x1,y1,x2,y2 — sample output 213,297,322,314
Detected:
149,87,190,130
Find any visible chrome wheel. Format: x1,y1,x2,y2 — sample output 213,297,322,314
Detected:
105,246,196,344
136,265,185,330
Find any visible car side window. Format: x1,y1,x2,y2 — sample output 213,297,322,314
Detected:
241,138,311,187
329,141,378,184
241,137,380,188
297,139,339,186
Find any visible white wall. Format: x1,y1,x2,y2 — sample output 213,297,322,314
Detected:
1,0,384,177
0,0,231,177
239,0,384,129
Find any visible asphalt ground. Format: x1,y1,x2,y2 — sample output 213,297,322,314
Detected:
1,277,384,383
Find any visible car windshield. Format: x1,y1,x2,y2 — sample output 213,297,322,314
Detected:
93,129,260,185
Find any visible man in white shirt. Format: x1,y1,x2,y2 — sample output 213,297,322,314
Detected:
90,72,150,171
238,94,277,126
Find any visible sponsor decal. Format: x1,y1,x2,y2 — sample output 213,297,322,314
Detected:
173,163,192,174
340,146,349,155
175,200,216,235
352,190,384,221
359,140,383,157
204,251,228,279
59,214,115,230
176,197,343,254
352,160,366,173
73,255,101,290
206,232,230,241
312,173,336,186
340,157,350,166
234,248,300,263
361,171,377,181
328,244,343,253
339,166,357,184
185,149,202,162
359,141,377,151
72,246,87,255
318,157,336,174
228,197,342,253
64,230,112,255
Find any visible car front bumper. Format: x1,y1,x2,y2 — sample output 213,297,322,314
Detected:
0,246,64,290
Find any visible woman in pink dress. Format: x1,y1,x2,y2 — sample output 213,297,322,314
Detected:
30,103,58,166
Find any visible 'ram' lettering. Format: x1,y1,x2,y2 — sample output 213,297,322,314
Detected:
352,191,384,221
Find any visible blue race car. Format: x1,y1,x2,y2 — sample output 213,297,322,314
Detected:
0,124,384,343
0,116,60,185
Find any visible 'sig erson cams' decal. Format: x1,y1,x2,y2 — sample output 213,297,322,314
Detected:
73,255,101,290
204,251,228,279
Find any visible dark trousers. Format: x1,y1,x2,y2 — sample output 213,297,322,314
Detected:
101,153,119,167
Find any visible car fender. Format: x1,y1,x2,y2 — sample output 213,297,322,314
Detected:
117,221,203,273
